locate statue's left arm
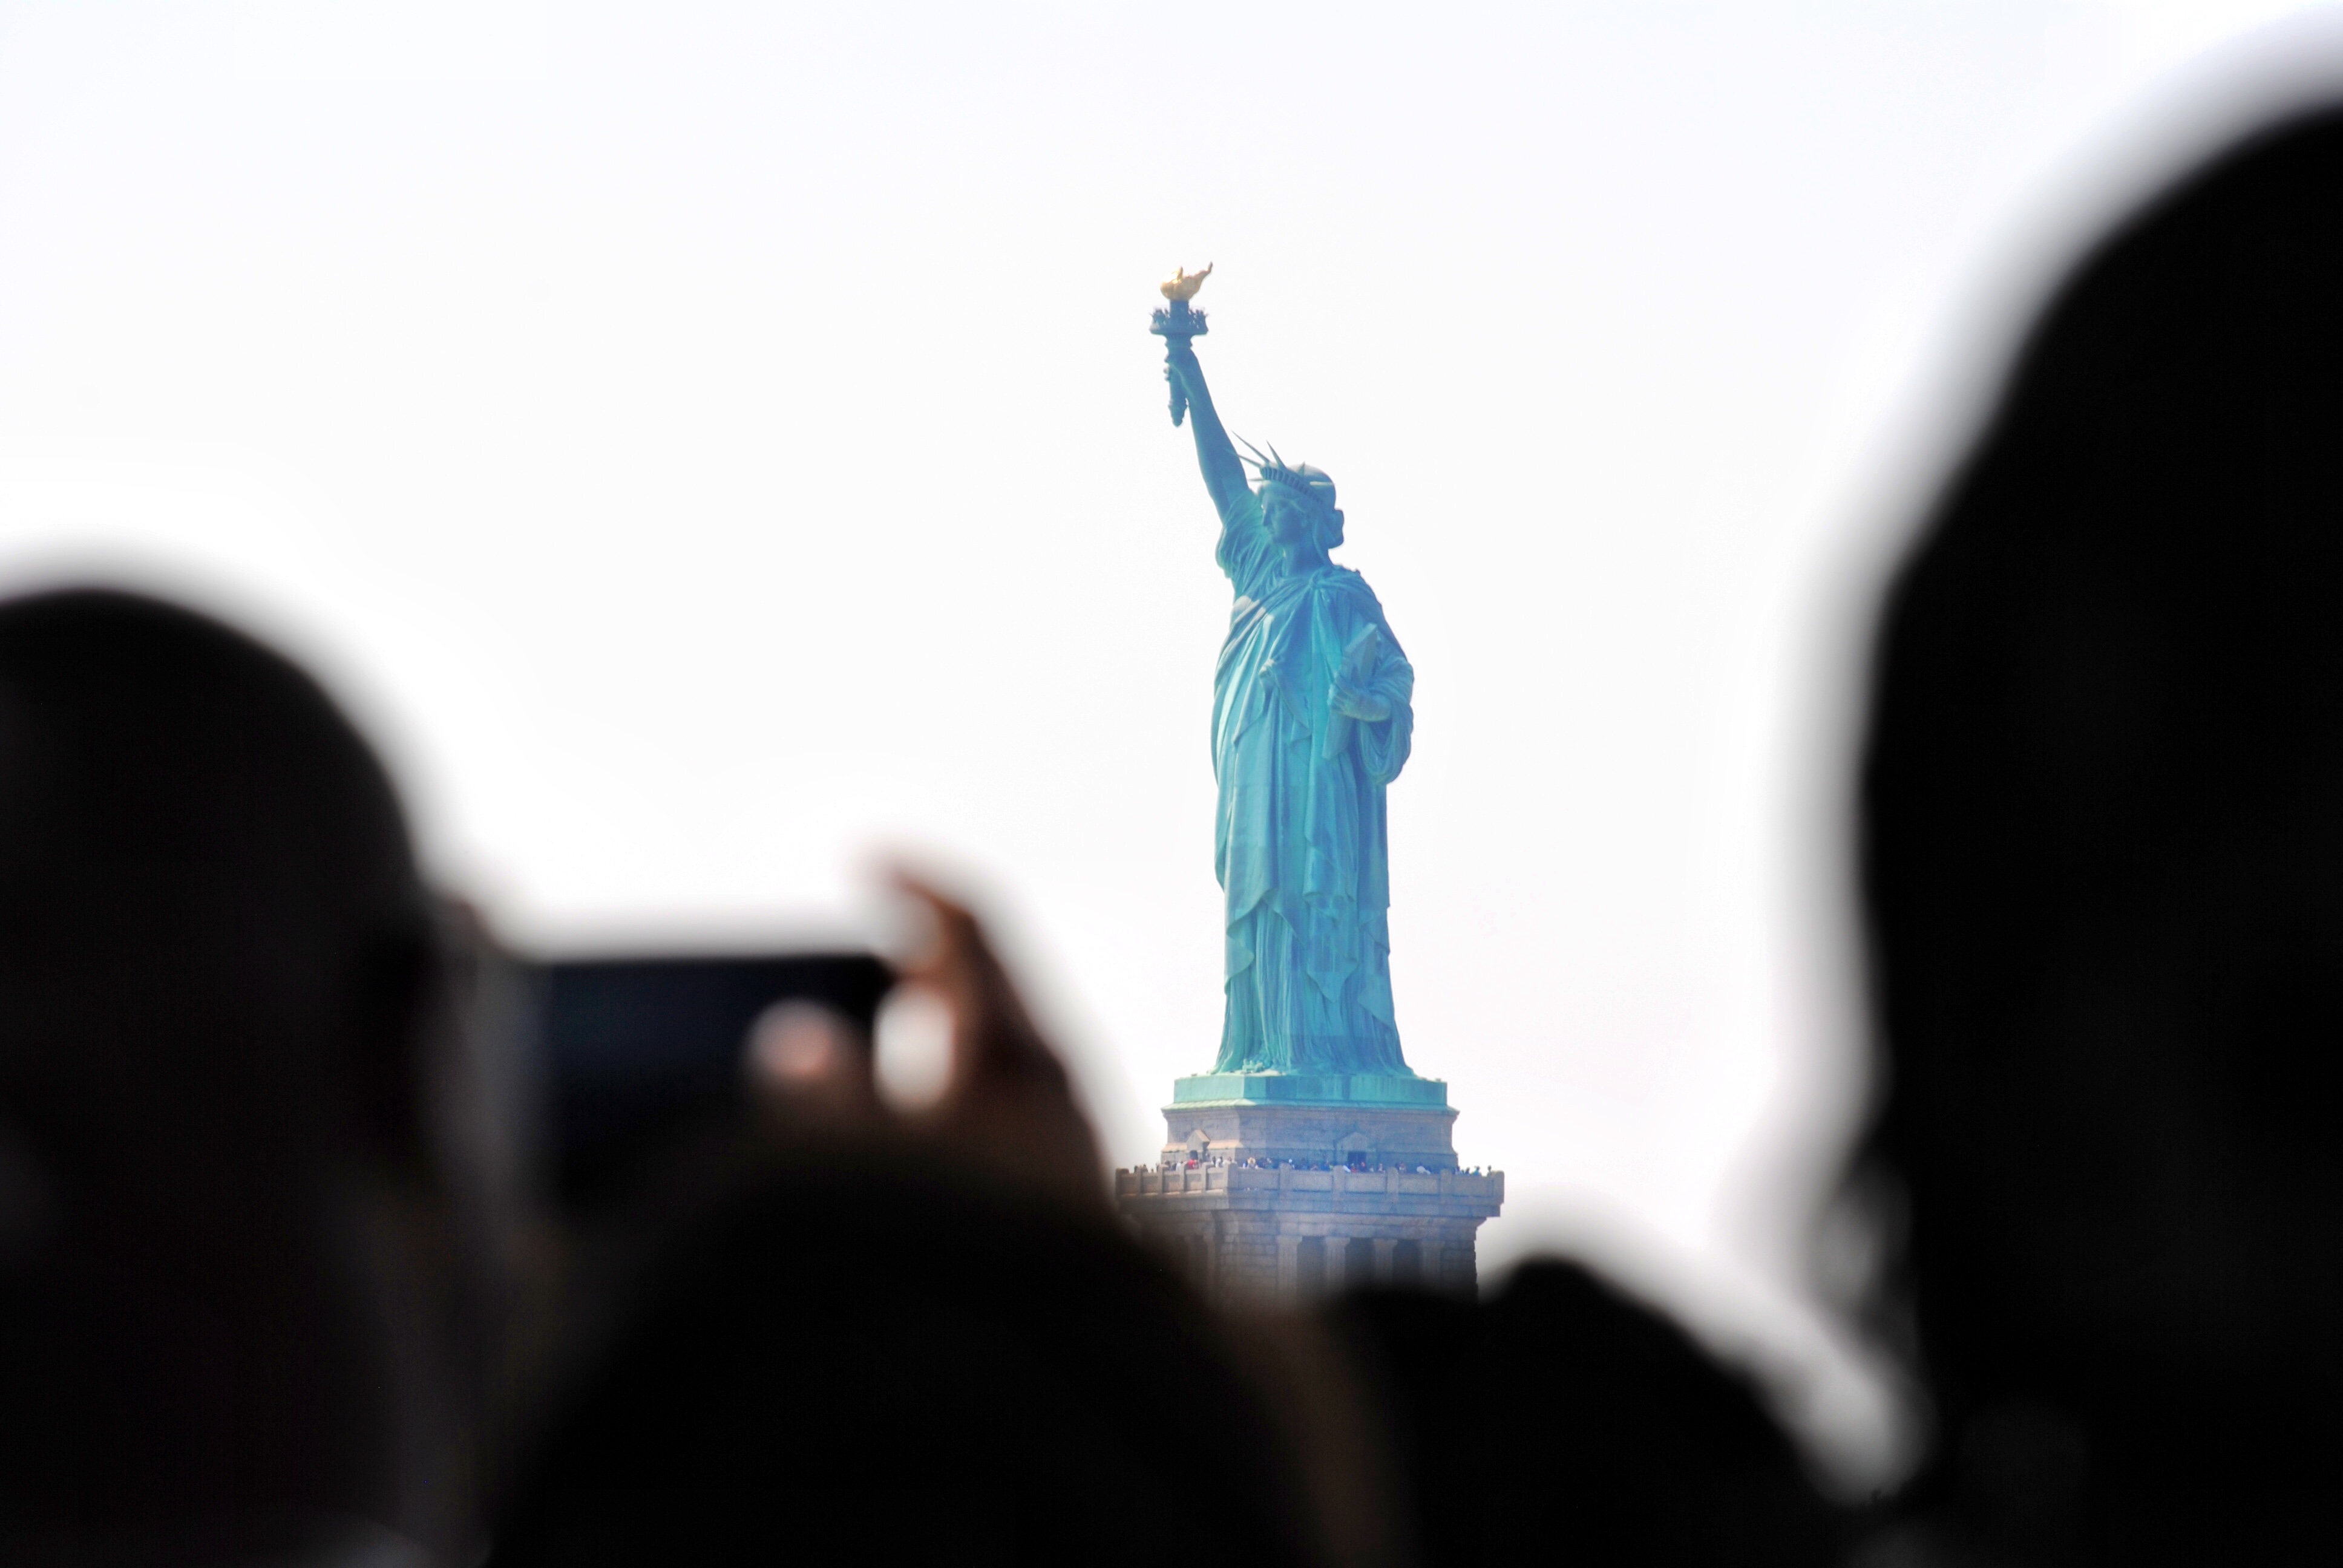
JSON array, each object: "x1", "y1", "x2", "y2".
[{"x1": 1333, "y1": 620, "x2": 1414, "y2": 786}]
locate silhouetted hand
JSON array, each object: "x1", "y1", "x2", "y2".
[{"x1": 886, "y1": 871, "x2": 1107, "y2": 1215}]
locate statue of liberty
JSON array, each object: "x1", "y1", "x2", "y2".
[{"x1": 1155, "y1": 272, "x2": 1418, "y2": 1080}]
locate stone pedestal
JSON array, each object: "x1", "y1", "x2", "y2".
[{"x1": 1115, "y1": 1074, "x2": 1503, "y2": 1307}]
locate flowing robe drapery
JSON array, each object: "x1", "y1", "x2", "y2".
[{"x1": 1212, "y1": 489, "x2": 1415, "y2": 1075}]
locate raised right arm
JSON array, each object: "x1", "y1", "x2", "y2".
[{"x1": 1165, "y1": 342, "x2": 1254, "y2": 528}]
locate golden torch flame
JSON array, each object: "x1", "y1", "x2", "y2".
[{"x1": 1159, "y1": 264, "x2": 1213, "y2": 303}]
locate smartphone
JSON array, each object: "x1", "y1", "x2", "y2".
[{"x1": 518, "y1": 950, "x2": 895, "y2": 1208}]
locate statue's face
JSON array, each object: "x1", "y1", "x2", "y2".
[{"x1": 1261, "y1": 485, "x2": 1312, "y2": 547}]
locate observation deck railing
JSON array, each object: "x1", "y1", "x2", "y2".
[{"x1": 1114, "y1": 1165, "x2": 1503, "y2": 1201}]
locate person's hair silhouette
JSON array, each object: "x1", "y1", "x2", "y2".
[
  {"x1": 0, "y1": 589, "x2": 501, "y2": 1564},
  {"x1": 1854, "y1": 105, "x2": 2343, "y2": 1564}
]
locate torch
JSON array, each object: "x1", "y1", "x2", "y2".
[{"x1": 1150, "y1": 264, "x2": 1212, "y2": 426}]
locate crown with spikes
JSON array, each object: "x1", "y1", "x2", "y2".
[{"x1": 1236, "y1": 436, "x2": 1335, "y2": 512}]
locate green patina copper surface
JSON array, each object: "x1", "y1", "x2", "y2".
[{"x1": 1155, "y1": 285, "x2": 1418, "y2": 1080}]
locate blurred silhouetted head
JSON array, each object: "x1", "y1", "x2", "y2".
[
  {"x1": 490, "y1": 1138, "x2": 1314, "y2": 1567},
  {"x1": 0, "y1": 588, "x2": 490, "y2": 1558},
  {"x1": 1334, "y1": 1261, "x2": 1842, "y2": 1567},
  {"x1": 1858, "y1": 106, "x2": 2343, "y2": 1555}
]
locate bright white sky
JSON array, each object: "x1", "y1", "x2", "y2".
[{"x1": 4, "y1": 0, "x2": 2339, "y2": 1483}]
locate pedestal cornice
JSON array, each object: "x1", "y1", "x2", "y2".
[{"x1": 1170, "y1": 1072, "x2": 1448, "y2": 1109}]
